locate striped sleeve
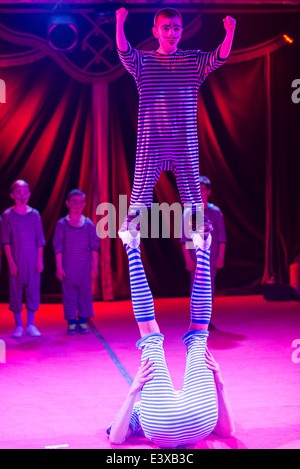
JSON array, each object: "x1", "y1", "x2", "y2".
[
  {"x1": 106, "y1": 402, "x2": 144, "y2": 438},
  {"x1": 117, "y1": 41, "x2": 143, "y2": 85},
  {"x1": 34, "y1": 210, "x2": 46, "y2": 247},
  {"x1": 87, "y1": 218, "x2": 100, "y2": 251},
  {"x1": 52, "y1": 219, "x2": 64, "y2": 254},
  {"x1": 1, "y1": 210, "x2": 11, "y2": 245},
  {"x1": 196, "y1": 45, "x2": 227, "y2": 84},
  {"x1": 129, "y1": 402, "x2": 144, "y2": 435}
]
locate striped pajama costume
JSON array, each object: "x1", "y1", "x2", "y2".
[
  {"x1": 118, "y1": 42, "x2": 227, "y2": 215},
  {"x1": 122, "y1": 242, "x2": 218, "y2": 448},
  {"x1": 1, "y1": 208, "x2": 46, "y2": 312},
  {"x1": 52, "y1": 217, "x2": 100, "y2": 320}
]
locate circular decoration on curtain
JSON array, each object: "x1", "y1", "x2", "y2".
[{"x1": 48, "y1": 21, "x2": 78, "y2": 52}]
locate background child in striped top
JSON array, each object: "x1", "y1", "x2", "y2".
[
  {"x1": 1, "y1": 180, "x2": 45, "y2": 338},
  {"x1": 52, "y1": 189, "x2": 100, "y2": 335}
]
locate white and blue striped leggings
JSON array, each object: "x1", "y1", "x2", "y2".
[{"x1": 125, "y1": 244, "x2": 218, "y2": 447}]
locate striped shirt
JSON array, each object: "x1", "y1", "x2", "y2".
[
  {"x1": 1, "y1": 207, "x2": 45, "y2": 263},
  {"x1": 118, "y1": 43, "x2": 227, "y2": 147},
  {"x1": 52, "y1": 217, "x2": 100, "y2": 276}
]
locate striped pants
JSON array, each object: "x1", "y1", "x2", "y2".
[
  {"x1": 137, "y1": 332, "x2": 218, "y2": 448},
  {"x1": 127, "y1": 245, "x2": 218, "y2": 447},
  {"x1": 130, "y1": 158, "x2": 202, "y2": 212}
]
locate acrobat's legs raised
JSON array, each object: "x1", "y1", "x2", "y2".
[
  {"x1": 189, "y1": 231, "x2": 212, "y2": 331},
  {"x1": 119, "y1": 230, "x2": 160, "y2": 337}
]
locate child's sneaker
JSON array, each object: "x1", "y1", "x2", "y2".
[
  {"x1": 78, "y1": 320, "x2": 90, "y2": 334},
  {"x1": 118, "y1": 229, "x2": 141, "y2": 249},
  {"x1": 67, "y1": 322, "x2": 77, "y2": 335},
  {"x1": 26, "y1": 325, "x2": 41, "y2": 337},
  {"x1": 12, "y1": 326, "x2": 23, "y2": 338}
]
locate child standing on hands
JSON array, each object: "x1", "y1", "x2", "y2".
[
  {"x1": 52, "y1": 190, "x2": 100, "y2": 335},
  {"x1": 1, "y1": 180, "x2": 45, "y2": 338},
  {"x1": 116, "y1": 8, "x2": 236, "y2": 233}
]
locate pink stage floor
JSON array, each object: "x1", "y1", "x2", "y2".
[{"x1": 0, "y1": 295, "x2": 299, "y2": 450}]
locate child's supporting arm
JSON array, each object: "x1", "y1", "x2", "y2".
[
  {"x1": 109, "y1": 358, "x2": 154, "y2": 444},
  {"x1": 116, "y1": 7, "x2": 129, "y2": 52},
  {"x1": 219, "y1": 15, "x2": 236, "y2": 59},
  {"x1": 205, "y1": 349, "x2": 235, "y2": 438}
]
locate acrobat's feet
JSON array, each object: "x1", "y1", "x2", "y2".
[
  {"x1": 190, "y1": 210, "x2": 213, "y2": 235},
  {"x1": 118, "y1": 229, "x2": 141, "y2": 249},
  {"x1": 119, "y1": 211, "x2": 141, "y2": 232},
  {"x1": 189, "y1": 211, "x2": 213, "y2": 251},
  {"x1": 192, "y1": 232, "x2": 212, "y2": 251}
]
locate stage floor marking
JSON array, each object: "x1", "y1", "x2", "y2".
[{"x1": 88, "y1": 319, "x2": 133, "y2": 386}]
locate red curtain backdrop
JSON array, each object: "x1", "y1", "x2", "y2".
[{"x1": 1, "y1": 7, "x2": 300, "y2": 301}]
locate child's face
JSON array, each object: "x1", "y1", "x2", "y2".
[
  {"x1": 200, "y1": 184, "x2": 211, "y2": 204},
  {"x1": 153, "y1": 15, "x2": 183, "y2": 52},
  {"x1": 66, "y1": 195, "x2": 86, "y2": 216},
  {"x1": 10, "y1": 183, "x2": 31, "y2": 206}
]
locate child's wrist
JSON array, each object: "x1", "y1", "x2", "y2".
[{"x1": 214, "y1": 372, "x2": 224, "y2": 387}]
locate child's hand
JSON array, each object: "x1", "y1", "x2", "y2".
[
  {"x1": 35, "y1": 260, "x2": 44, "y2": 273},
  {"x1": 116, "y1": 7, "x2": 128, "y2": 24},
  {"x1": 91, "y1": 265, "x2": 99, "y2": 279},
  {"x1": 56, "y1": 267, "x2": 66, "y2": 281},
  {"x1": 185, "y1": 257, "x2": 196, "y2": 272},
  {"x1": 129, "y1": 358, "x2": 155, "y2": 395},
  {"x1": 9, "y1": 260, "x2": 18, "y2": 276},
  {"x1": 214, "y1": 256, "x2": 225, "y2": 269},
  {"x1": 205, "y1": 349, "x2": 224, "y2": 385},
  {"x1": 223, "y1": 16, "x2": 236, "y2": 34}
]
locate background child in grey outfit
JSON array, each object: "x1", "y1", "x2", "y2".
[
  {"x1": 1, "y1": 180, "x2": 45, "y2": 338},
  {"x1": 52, "y1": 189, "x2": 100, "y2": 335}
]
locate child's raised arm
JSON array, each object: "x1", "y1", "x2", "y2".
[
  {"x1": 116, "y1": 8, "x2": 129, "y2": 52},
  {"x1": 219, "y1": 15, "x2": 236, "y2": 59}
]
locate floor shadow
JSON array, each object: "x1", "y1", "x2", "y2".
[{"x1": 208, "y1": 327, "x2": 247, "y2": 350}]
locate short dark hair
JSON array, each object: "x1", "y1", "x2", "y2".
[
  {"x1": 154, "y1": 8, "x2": 183, "y2": 27},
  {"x1": 199, "y1": 176, "x2": 211, "y2": 189},
  {"x1": 10, "y1": 180, "x2": 30, "y2": 193},
  {"x1": 66, "y1": 189, "x2": 86, "y2": 201}
]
